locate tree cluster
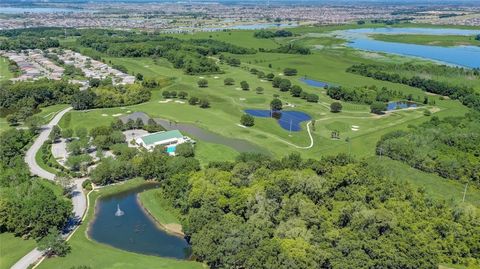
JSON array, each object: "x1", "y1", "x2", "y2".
[
  {"x1": 347, "y1": 63, "x2": 480, "y2": 111},
  {"x1": 253, "y1": 30, "x2": 293, "y2": 39},
  {"x1": 71, "y1": 84, "x2": 151, "y2": 110},
  {"x1": 377, "y1": 112, "x2": 480, "y2": 187}
]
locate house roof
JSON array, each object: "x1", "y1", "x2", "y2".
[{"x1": 141, "y1": 130, "x2": 183, "y2": 146}]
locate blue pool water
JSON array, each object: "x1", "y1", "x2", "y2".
[
  {"x1": 245, "y1": 110, "x2": 311, "y2": 131},
  {"x1": 300, "y1": 77, "x2": 329, "y2": 88},
  {"x1": 166, "y1": 145, "x2": 176, "y2": 153},
  {"x1": 386, "y1": 101, "x2": 417, "y2": 111},
  {"x1": 339, "y1": 28, "x2": 480, "y2": 68}
]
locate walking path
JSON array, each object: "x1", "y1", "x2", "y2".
[{"x1": 12, "y1": 107, "x2": 88, "y2": 269}]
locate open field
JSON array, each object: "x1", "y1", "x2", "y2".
[
  {"x1": 0, "y1": 233, "x2": 36, "y2": 269},
  {"x1": 370, "y1": 34, "x2": 480, "y2": 47},
  {"x1": 38, "y1": 178, "x2": 204, "y2": 269}
]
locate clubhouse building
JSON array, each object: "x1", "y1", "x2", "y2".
[{"x1": 135, "y1": 130, "x2": 193, "y2": 155}]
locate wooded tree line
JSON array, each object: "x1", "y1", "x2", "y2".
[
  {"x1": 0, "y1": 37, "x2": 60, "y2": 50},
  {"x1": 153, "y1": 152, "x2": 479, "y2": 269},
  {"x1": 77, "y1": 30, "x2": 255, "y2": 74},
  {"x1": 0, "y1": 27, "x2": 81, "y2": 38},
  {"x1": 0, "y1": 79, "x2": 79, "y2": 119},
  {"x1": 254, "y1": 30, "x2": 293, "y2": 38},
  {"x1": 260, "y1": 43, "x2": 311, "y2": 55},
  {"x1": 347, "y1": 63, "x2": 480, "y2": 111},
  {"x1": 377, "y1": 112, "x2": 480, "y2": 187},
  {"x1": 0, "y1": 129, "x2": 72, "y2": 242}
]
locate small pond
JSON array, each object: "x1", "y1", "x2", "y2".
[
  {"x1": 89, "y1": 184, "x2": 191, "y2": 259},
  {"x1": 244, "y1": 109, "x2": 311, "y2": 131},
  {"x1": 386, "y1": 101, "x2": 417, "y2": 111},
  {"x1": 299, "y1": 77, "x2": 329, "y2": 88}
]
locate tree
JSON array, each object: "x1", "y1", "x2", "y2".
[
  {"x1": 135, "y1": 73, "x2": 143, "y2": 81},
  {"x1": 170, "y1": 91, "x2": 177, "y2": 98},
  {"x1": 330, "y1": 102, "x2": 343, "y2": 113},
  {"x1": 178, "y1": 91, "x2": 188, "y2": 99},
  {"x1": 75, "y1": 127, "x2": 88, "y2": 139},
  {"x1": 162, "y1": 91, "x2": 171, "y2": 98},
  {"x1": 71, "y1": 90, "x2": 95, "y2": 110},
  {"x1": 49, "y1": 125, "x2": 62, "y2": 142},
  {"x1": 25, "y1": 115, "x2": 42, "y2": 134},
  {"x1": 6, "y1": 114, "x2": 18, "y2": 126},
  {"x1": 290, "y1": 85, "x2": 303, "y2": 97},
  {"x1": 279, "y1": 79, "x2": 291, "y2": 92},
  {"x1": 270, "y1": 99, "x2": 283, "y2": 111},
  {"x1": 175, "y1": 143, "x2": 195, "y2": 157},
  {"x1": 272, "y1": 77, "x2": 282, "y2": 88},
  {"x1": 37, "y1": 228, "x2": 71, "y2": 257},
  {"x1": 306, "y1": 94, "x2": 319, "y2": 103},
  {"x1": 61, "y1": 128, "x2": 73, "y2": 139},
  {"x1": 189, "y1": 96, "x2": 199, "y2": 105},
  {"x1": 240, "y1": 114, "x2": 255, "y2": 127},
  {"x1": 199, "y1": 99, "x2": 210, "y2": 108},
  {"x1": 240, "y1": 81, "x2": 250, "y2": 91},
  {"x1": 224, "y1": 78, "x2": 235, "y2": 85},
  {"x1": 197, "y1": 79, "x2": 208, "y2": 88},
  {"x1": 283, "y1": 68, "x2": 298, "y2": 76},
  {"x1": 371, "y1": 102, "x2": 386, "y2": 114},
  {"x1": 256, "y1": 87, "x2": 264, "y2": 94},
  {"x1": 266, "y1": 73, "x2": 275, "y2": 81}
]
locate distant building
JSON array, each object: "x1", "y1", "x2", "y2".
[{"x1": 135, "y1": 130, "x2": 192, "y2": 155}]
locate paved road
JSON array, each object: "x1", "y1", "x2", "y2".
[{"x1": 12, "y1": 107, "x2": 88, "y2": 269}]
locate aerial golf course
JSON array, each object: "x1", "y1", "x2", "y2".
[{"x1": 1, "y1": 22, "x2": 480, "y2": 269}]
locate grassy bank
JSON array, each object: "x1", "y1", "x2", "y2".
[
  {"x1": 38, "y1": 178, "x2": 204, "y2": 269},
  {"x1": 371, "y1": 34, "x2": 480, "y2": 47},
  {"x1": 138, "y1": 189, "x2": 184, "y2": 236},
  {"x1": 0, "y1": 233, "x2": 36, "y2": 269}
]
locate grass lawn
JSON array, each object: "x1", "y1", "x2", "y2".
[
  {"x1": 0, "y1": 233, "x2": 36, "y2": 269},
  {"x1": 371, "y1": 34, "x2": 480, "y2": 47},
  {"x1": 369, "y1": 157, "x2": 480, "y2": 207},
  {"x1": 38, "y1": 178, "x2": 204, "y2": 269},
  {"x1": 138, "y1": 189, "x2": 181, "y2": 225},
  {"x1": 0, "y1": 56, "x2": 13, "y2": 82},
  {"x1": 194, "y1": 141, "x2": 239, "y2": 166}
]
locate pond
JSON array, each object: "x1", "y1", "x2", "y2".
[
  {"x1": 386, "y1": 101, "x2": 417, "y2": 111},
  {"x1": 299, "y1": 77, "x2": 329, "y2": 88},
  {"x1": 244, "y1": 110, "x2": 311, "y2": 131},
  {"x1": 155, "y1": 118, "x2": 267, "y2": 154},
  {"x1": 338, "y1": 28, "x2": 480, "y2": 68},
  {"x1": 89, "y1": 184, "x2": 191, "y2": 259}
]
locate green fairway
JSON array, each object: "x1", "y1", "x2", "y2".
[
  {"x1": 0, "y1": 56, "x2": 13, "y2": 81},
  {"x1": 38, "y1": 178, "x2": 204, "y2": 269},
  {"x1": 371, "y1": 33, "x2": 480, "y2": 47},
  {"x1": 0, "y1": 233, "x2": 36, "y2": 269}
]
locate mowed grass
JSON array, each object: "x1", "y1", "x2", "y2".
[
  {"x1": 138, "y1": 189, "x2": 181, "y2": 226},
  {"x1": 0, "y1": 233, "x2": 36, "y2": 269},
  {"x1": 371, "y1": 34, "x2": 480, "y2": 47},
  {"x1": 0, "y1": 56, "x2": 13, "y2": 81},
  {"x1": 38, "y1": 178, "x2": 204, "y2": 269}
]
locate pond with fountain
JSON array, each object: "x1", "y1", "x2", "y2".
[{"x1": 88, "y1": 183, "x2": 191, "y2": 259}]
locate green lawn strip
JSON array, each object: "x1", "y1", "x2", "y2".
[
  {"x1": 367, "y1": 157, "x2": 480, "y2": 207},
  {"x1": 38, "y1": 178, "x2": 204, "y2": 269},
  {"x1": 138, "y1": 189, "x2": 181, "y2": 226},
  {"x1": 370, "y1": 34, "x2": 480, "y2": 47},
  {"x1": 194, "y1": 141, "x2": 239, "y2": 166},
  {"x1": 0, "y1": 56, "x2": 14, "y2": 81},
  {"x1": 36, "y1": 104, "x2": 70, "y2": 125},
  {"x1": 35, "y1": 142, "x2": 59, "y2": 175},
  {"x1": 0, "y1": 233, "x2": 36, "y2": 269}
]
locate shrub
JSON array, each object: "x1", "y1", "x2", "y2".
[
  {"x1": 283, "y1": 67, "x2": 298, "y2": 76},
  {"x1": 224, "y1": 78, "x2": 235, "y2": 85},
  {"x1": 330, "y1": 102, "x2": 343, "y2": 113},
  {"x1": 199, "y1": 99, "x2": 210, "y2": 108},
  {"x1": 306, "y1": 94, "x2": 319, "y2": 103},
  {"x1": 197, "y1": 79, "x2": 208, "y2": 88},
  {"x1": 240, "y1": 81, "x2": 250, "y2": 91},
  {"x1": 240, "y1": 114, "x2": 255, "y2": 127}
]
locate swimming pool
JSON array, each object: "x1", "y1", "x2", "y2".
[{"x1": 166, "y1": 145, "x2": 176, "y2": 154}]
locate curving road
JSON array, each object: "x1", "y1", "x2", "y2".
[{"x1": 12, "y1": 107, "x2": 88, "y2": 269}]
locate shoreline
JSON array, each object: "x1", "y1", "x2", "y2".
[{"x1": 136, "y1": 194, "x2": 186, "y2": 238}]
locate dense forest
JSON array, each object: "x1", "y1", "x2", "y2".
[
  {"x1": 0, "y1": 79, "x2": 79, "y2": 119},
  {"x1": 133, "y1": 152, "x2": 479, "y2": 269},
  {"x1": 0, "y1": 128, "x2": 72, "y2": 243},
  {"x1": 377, "y1": 112, "x2": 480, "y2": 187},
  {"x1": 77, "y1": 30, "x2": 256, "y2": 74},
  {"x1": 347, "y1": 63, "x2": 480, "y2": 111}
]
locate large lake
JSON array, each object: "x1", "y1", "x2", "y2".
[
  {"x1": 339, "y1": 28, "x2": 480, "y2": 68},
  {"x1": 89, "y1": 184, "x2": 191, "y2": 259}
]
